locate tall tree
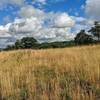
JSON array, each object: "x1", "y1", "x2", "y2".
[
  {"x1": 89, "y1": 21, "x2": 100, "y2": 41},
  {"x1": 75, "y1": 30, "x2": 93, "y2": 45}
]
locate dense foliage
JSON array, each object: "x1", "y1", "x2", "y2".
[
  {"x1": 89, "y1": 21, "x2": 100, "y2": 40},
  {"x1": 74, "y1": 30, "x2": 94, "y2": 45}
]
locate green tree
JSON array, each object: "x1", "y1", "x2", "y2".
[
  {"x1": 89, "y1": 21, "x2": 100, "y2": 41},
  {"x1": 15, "y1": 40, "x2": 22, "y2": 49},
  {"x1": 4, "y1": 45, "x2": 15, "y2": 50},
  {"x1": 75, "y1": 30, "x2": 93, "y2": 45},
  {"x1": 14, "y1": 37, "x2": 38, "y2": 49}
]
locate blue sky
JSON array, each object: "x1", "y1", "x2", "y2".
[
  {"x1": 0, "y1": 0, "x2": 86, "y2": 24},
  {"x1": 0, "y1": 0, "x2": 99, "y2": 48},
  {"x1": 44, "y1": 0, "x2": 85, "y2": 15}
]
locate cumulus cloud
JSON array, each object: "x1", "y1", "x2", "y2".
[
  {"x1": 0, "y1": 4, "x2": 75, "y2": 48},
  {"x1": 8, "y1": 13, "x2": 75, "y2": 42},
  {"x1": 9, "y1": 17, "x2": 43, "y2": 34},
  {"x1": 85, "y1": 0, "x2": 100, "y2": 20},
  {"x1": 54, "y1": 13, "x2": 75, "y2": 28},
  {"x1": 18, "y1": 5, "x2": 45, "y2": 18}
]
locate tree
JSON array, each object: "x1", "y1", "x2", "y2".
[
  {"x1": 15, "y1": 40, "x2": 22, "y2": 49},
  {"x1": 74, "y1": 30, "x2": 93, "y2": 45},
  {"x1": 88, "y1": 21, "x2": 100, "y2": 41},
  {"x1": 4, "y1": 45, "x2": 15, "y2": 50},
  {"x1": 15, "y1": 37, "x2": 38, "y2": 49}
]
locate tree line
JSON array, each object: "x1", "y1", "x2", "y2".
[{"x1": 3, "y1": 21, "x2": 100, "y2": 51}]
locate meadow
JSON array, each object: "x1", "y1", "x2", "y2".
[{"x1": 0, "y1": 45, "x2": 100, "y2": 100}]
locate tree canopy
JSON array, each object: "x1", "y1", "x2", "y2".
[
  {"x1": 74, "y1": 30, "x2": 93, "y2": 45},
  {"x1": 88, "y1": 21, "x2": 100, "y2": 40}
]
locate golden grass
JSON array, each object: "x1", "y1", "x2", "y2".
[{"x1": 0, "y1": 45, "x2": 100, "y2": 100}]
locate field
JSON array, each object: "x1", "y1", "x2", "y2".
[{"x1": 0, "y1": 45, "x2": 100, "y2": 100}]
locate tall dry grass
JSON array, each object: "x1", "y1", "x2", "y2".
[{"x1": 0, "y1": 45, "x2": 100, "y2": 100}]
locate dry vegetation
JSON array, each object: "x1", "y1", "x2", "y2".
[{"x1": 0, "y1": 45, "x2": 100, "y2": 100}]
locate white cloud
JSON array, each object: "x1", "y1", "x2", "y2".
[
  {"x1": 54, "y1": 13, "x2": 75, "y2": 28},
  {"x1": 74, "y1": 17, "x2": 93, "y2": 25},
  {"x1": 18, "y1": 5, "x2": 45, "y2": 18},
  {"x1": 9, "y1": 17, "x2": 43, "y2": 34},
  {"x1": 33, "y1": 0, "x2": 46, "y2": 4},
  {"x1": 85, "y1": 0, "x2": 100, "y2": 20},
  {"x1": 32, "y1": 0, "x2": 65, "y2": 5},
  {"x1": 72, "y1": 16, "x2": 94, "y2": 34},
  {"x1": 8, "y1": 15, "x2": 74, "y2": 42}
]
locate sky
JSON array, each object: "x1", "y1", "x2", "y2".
[{"x1": 0, "y1": 0, "x2": 100, "y2": 48}]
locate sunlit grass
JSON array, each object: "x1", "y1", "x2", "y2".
[{"x1": 0, "y1": 45, "x2": 100, "y2": 100}]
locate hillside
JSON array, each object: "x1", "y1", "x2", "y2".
[{"x1": 0, "y1": 45, "x2": 100, "y2": 100}]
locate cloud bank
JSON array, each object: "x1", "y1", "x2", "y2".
[{"x1": 0, "y1": 5, "x2": 75, "y2": 48}]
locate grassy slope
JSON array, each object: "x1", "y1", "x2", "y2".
[{"x1": 0, "y1": 45, "x2": 100, "y2": 100}]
